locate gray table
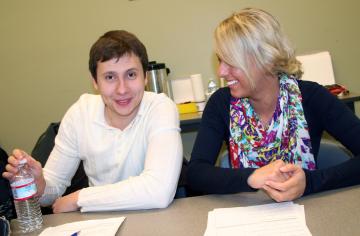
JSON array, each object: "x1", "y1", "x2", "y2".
[{"x1": 11, "y1": 185, "x2": 360, "y2": 235}]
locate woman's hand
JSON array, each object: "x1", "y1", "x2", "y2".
[
  {"x1": 262, "y1": 164, "x2": 306, "y2": 202},
  {"x1": 247, "y1": 159, "x2": 290, "y2": 189},
  {"x1": 2, "y1": 149, "x2": 46, "y2": 197},
  {"x1": 52, "y1": 190, "x2": 80, "y2": 213}
]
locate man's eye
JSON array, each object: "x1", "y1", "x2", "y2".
[
  {"x1": 105, "y1": 75, "x2": 115, "y2": 80},
  {"x1": 128, "y1": 71, "x2": 137, "y2": 80}
]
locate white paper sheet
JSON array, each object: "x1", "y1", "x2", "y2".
[
  {"x1": 39, "y1": 216, "x2": 125, "y2": 236},
  {"x1": 204, "y1": 202, "x2": 311, "y2": 236},
  {"x1": 296, "y1": 51, "x2": 335, "y2": 86}
]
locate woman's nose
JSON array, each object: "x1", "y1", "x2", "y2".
[{"x1": 218, "y1": 61, "x2": 229, "y2": 77}]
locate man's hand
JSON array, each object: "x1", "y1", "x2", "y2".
[
  {"x1": 247, "y1": 159, "x2": 290, "y2": 189},
  {"x1": 262, "y1": 164, "x2": 306, "y2": 202},
  {"x1": 52, "y1": 190, "x2": 81, "y2": 213},
  {"x1": 2, "y1": 149, "x2": 46, "y2": 196}
]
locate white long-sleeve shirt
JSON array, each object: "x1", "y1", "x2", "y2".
[{"x1": 40, "y1": 92, "x2": 183, "y2": 212}]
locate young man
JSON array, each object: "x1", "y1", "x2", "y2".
[{"x1": 3, "y1": 30, "x2": 183, "y2": 213}]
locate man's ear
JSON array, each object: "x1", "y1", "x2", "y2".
[
  {"x1": 144, "y1": 73, "x2": 148, "y2": 87},
  {"x1": 92, "y1": 77, "x2": 98, "y2": 90}
]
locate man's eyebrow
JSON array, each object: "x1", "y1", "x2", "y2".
[
  {"x1": 125, "y1": 67, "x2": 139, "y2": 73},
  {"x1": 101, "y1": 71, "x2": 117, "y2": 76}
]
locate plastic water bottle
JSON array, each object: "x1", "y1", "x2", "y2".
[
  {"x1": 208, "y1": 79, "x2": 218, "y2": 94},
  {"x1": 206, "y1": 78, "x2": 219, "y2": 100},
  {"x1": 10, "y1": 159, "x2": 43, "y2": 233}
]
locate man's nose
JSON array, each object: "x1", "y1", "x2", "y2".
[{"x1": 116, "y1": 79, "x2": 127, "y2": 94}]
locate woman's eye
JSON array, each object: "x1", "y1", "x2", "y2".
[
  {"x1": 216, "y1": 55, "x2": 221, "y2": 63},
  {"x1": 128, "y1": 71, "x2": 137, "y2": 80}
]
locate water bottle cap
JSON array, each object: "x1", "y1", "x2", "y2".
[{"x1": 18, "y1": 159, "x2": 27, "y2": 165}]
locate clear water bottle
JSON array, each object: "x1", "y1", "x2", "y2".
[
  {"x1": 10, "y1": 159, "x2": 43, "y2": 233},
  {"x1": 206, "y1": 78, "x2": 219, "y2": 100}
]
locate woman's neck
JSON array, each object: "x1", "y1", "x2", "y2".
[{"x1": 249, "y1": 75, "x2": 279, "y2": 127}]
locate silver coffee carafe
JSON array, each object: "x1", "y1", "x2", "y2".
[{"x1": 146, "y1": 61, "x2": 172, "y2": 98}]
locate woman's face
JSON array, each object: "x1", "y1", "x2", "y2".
[{"x1": 218, "y1": 60, "x2": 255, "y2": 98}]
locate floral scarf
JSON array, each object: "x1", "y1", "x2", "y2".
[{"x1": 229, "y1": 74, "x2": 315, "y2": 170}]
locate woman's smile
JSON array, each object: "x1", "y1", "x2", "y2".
[{"x1": 227, "y1": 80, "x2": 239, "y2": 87}]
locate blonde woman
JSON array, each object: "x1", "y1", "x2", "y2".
[{"x1": 188, "y1": 8, "x2": 360, "y2": 202}]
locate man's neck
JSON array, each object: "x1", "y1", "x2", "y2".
[{"x1": 104, "y1": 108, "x2": 137, "y2": 131}]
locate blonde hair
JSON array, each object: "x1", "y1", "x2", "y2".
[{"x1": 215, "y1": 8, "x2": 302, "y2": 87}]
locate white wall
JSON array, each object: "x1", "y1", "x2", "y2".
[{"x1": 1, "y1": 0, "x2": 359, "y2": 154}]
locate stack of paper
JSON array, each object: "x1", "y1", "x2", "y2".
[
  {"x1": 39, "y1": 216, "x2": 125, "y2": 236},
  {"x1": 204, "y1": 202, "x2": 311, "y2": 236},
  {"x1": 171, "y1": 77, "x2": 195, "y2": 104}
]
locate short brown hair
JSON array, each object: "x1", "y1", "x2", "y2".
[{"x1": 89, "y1": 30, "x2": 148, "y2": 81}]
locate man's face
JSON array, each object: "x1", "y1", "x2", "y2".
[{"x1": 93, "y1": 53, "x2": 147, "y2": 129}]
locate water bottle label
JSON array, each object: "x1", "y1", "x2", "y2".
[{"x1": 11, "y1": 179, "x2": 37, "y2": 201}]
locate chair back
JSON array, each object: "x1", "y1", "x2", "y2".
[
  {"x1": 317, "y1": 140, "x2": 352, "y2": 169},
  {"x1": 31, "y1": 122, "x2": 88, "y2": 196},
  {"x1": 296, "y1": 51, "x2": 335, "y2": 86}
]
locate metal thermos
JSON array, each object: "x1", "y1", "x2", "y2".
[{"x1": 146, "y1": 61, "x2": 172, "y2": 98}]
